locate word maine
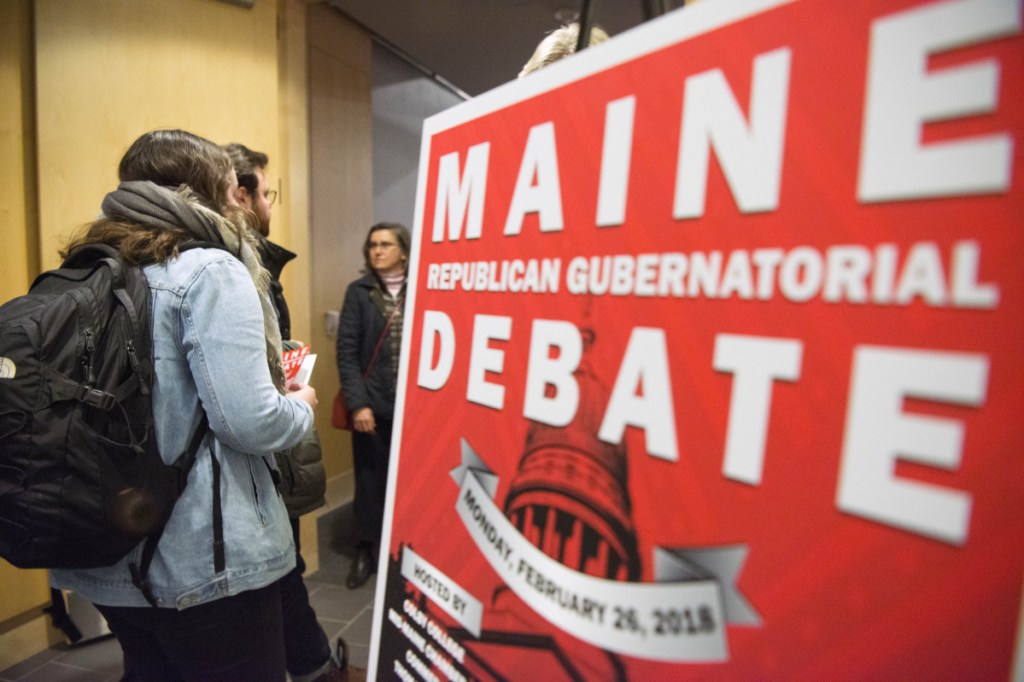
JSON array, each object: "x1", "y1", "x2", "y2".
[{"x1": 429, "y1": 0, "x2": 1014, "y2": 242}]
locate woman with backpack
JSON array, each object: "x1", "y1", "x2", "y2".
[{"x1": 48, "y1": 129, "x2": 323, "y2": 681}]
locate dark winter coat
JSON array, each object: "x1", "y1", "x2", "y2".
[
  {"x1": 258, "y1": 238, "x2": 296, "y2": 341},
  {"x1": 336, "y1": 273, "x2": 405, "y2": 421}
]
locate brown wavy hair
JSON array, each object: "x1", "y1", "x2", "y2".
[{"x1": 62, "y1": 129, "x2": 246, "y2": 265}]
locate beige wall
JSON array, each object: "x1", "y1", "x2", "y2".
[
  {"x1": 0, "y1": 0, "x2": 55, "y2": 658},
  {"x1": 34, "y1": 0, "x2": 281, "y2": 269},
  {"x1": 307, "y1": 3, "x2": 373, "y2": 479},
  {"x1": 0, "y1": 0, "x2": 37, "y2": 302},
  {"x1": 0, "y1": 0, "x2": 370, "y2": 669}
]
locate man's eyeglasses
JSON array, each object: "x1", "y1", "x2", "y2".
[{"x1": 264, "y1": 189, "x2": 278, "y2": 207}]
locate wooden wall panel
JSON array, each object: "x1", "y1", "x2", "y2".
[
  {"x1": 0, "y1": 1, "x2": 53, "y2": 647},
  {"x1": 307, "y1": 4, "x2": 373, "y2": 480},
  {"x1": 34, "y1": 0, "x2": 280, "y2": 269},
  {"x1": 0, "y1": 0, "x2": 37, "y2": 302}
]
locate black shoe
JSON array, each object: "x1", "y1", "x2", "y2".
[
  {"x1": 346, "y1": 547, "x2": 374, "y2": 589},
  {"x1": 331, "y1": 636, "x2": 350, "y2": 681},
  {"x1": 333, "y1": 636, "x2": 349, "y2": 671},
  {"x1": 312, "y1": 637, "x2": 349, "y2": 682}
]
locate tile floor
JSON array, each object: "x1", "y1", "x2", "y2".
[{"x1": 0, "y1": 503, "x2": 376, "y2": 682}]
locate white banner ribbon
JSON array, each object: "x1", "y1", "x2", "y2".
[
  {"x1": 401, "y1": 545, "x2": 484, "y2": 637},
  {"x1": 451, "y1": 439, "x2": 759, "y2": 662}
]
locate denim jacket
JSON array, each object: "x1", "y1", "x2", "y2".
[{"x1": 51, "y1": 248, "x2": 313, "y2": 609}]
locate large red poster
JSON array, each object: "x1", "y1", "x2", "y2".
[{"x1": 368, "y1": 0, "x2": 1024, "y2": 678}]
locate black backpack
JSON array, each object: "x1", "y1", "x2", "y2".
[{"x1": 0, "y1": 244, "x2": 216, "y2": 602}]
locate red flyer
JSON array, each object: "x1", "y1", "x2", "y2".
[
  {"x1": 281, "y1": 344, "x2": 310, "y2": 383},
  {"x1": 370, "y1": 0, "x2": 1024, "y2": 678}
]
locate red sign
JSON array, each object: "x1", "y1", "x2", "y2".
[{"x1": 370, "y1": 0, "x2": 1024, "y2": 678}]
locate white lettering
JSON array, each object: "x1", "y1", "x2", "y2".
[
  {"x1": 951, "y1": 240, "x2": 999, "y2": 308},
  {"x1": 433, "y1": 143, "x2": 490, "y2": 242},
  {"x1": 837, "y1": 346, "x2": 989, "y2": 544},
  {"x1": 858, "y1": 0, "x2": 1019, "y2": 201},
  {"x1": 714, "y1": 335, "x2": 803, "y2": 485},
  {"x1": 523, "y1": 320, "x2": 582, "y2": 427},
  {"x1": 599, "y1": 328, "x2": 678, "y2": 461},
  {"x1": 675, "y1": 48, "x2": 791, "y2": 218},
  {"x1": 596, "y1": 96, "x2": 637, "y2": 227},
  {"x1": 467, "y1": 315, "x2": 511, "y2": 409},
  {"x1": 504, "y1": 122, "x2": 564, "y2": 235},
  {"x1": 417, "y1": 311, "x2": 456, "y2": 390}
]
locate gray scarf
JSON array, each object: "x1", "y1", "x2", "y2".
[{"x1": 102, "y1": 181, "x2": 286, "y2": 392}]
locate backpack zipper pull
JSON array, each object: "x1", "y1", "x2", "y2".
[
  {"x1": 83, "y1": 327, "x2": 97, "y2": 386},
  {"x1": 125, "y1": 339, "x2": 140, "y2": 372},
  {"x1": 125, "y1": 339, "x2": 149, "y2": 396}
]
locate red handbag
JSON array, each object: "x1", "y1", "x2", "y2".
[
  {"x1": 331, "y1": 389, "x2": 351, "y2": 430},
  {"x1": 332, "y1": 301, "x2": 403, "y2": 431}
]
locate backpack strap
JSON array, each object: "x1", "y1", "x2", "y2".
[
  {"x1": 210, "y1": 451, "x2": 225, "y2": 574},
  {"x1": 130, "y1": 411, "x2": 215, "y2": 607},
  {"x1": 110, "y1": 275, "x2": 148, "y2": 398},
  {"x1": 126, "y1": 242, "x2": 259, "y2": 605}
]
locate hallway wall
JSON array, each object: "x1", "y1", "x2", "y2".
[
  {"x1": 371, "y1": 43, "x2": 464, "y2": 232},
  {"x1": 306, "y1": 3, "x2": 373, "y2": 481}
]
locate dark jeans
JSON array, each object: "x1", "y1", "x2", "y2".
[
  {"x1": 96, "y1": 581, "x2": 286, "y2": 682},
  {"x1": 351, "y1": 419, "x2": 393, "y2": 547},
  {"x1": 282, "y1": 517, "x2": 332, "y2": 678}
]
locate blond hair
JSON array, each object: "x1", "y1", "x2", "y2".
[{"x1": 519, "y1": 23, "x2": 610, "y2": 78}]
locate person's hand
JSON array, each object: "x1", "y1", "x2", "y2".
[
  {"x1": 353, "y1": 406, "x2": 375, "y2": 433},
  {"x1": 287, "y1": 382, "x2": 318, "y2": 410}
]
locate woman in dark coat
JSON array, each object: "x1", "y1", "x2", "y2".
[{"x1": 335, "y1": 222, "x2": 409, "y2": 589}]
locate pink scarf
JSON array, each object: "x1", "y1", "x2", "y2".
[{"x1": 378, "y1": 268, "x2": 406, "y2": 298}]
